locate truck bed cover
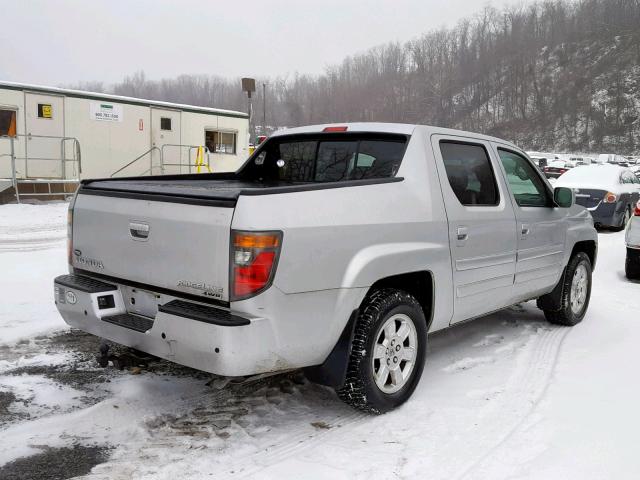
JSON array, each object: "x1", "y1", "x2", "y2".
[{"x1": 80, "y1": 175, "x2": 403, "y2": 205}]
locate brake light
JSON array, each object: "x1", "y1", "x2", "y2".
[
  {"x1": 230, "y1": 230, "x2": 282, "y2": 301},
  {"x1": 323, "y1": 126, "x2": 348, "y2": 132},
  {"x1": 559, "y1": 169, "x2": 567, "y2": 173},
  {"x1": 604, "y1": 192, "x2": 617, "y2": 203},
  {"x1": 634, "y1": 201, "x2": 640, "y2": 216}
]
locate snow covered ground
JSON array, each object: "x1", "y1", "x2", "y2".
[{"x1": 0, "y1": 202, "x2": 639, "y2": 479}]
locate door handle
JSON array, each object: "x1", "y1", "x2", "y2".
[
  {"x1": 521, "y1": 224, "x2": 530, "y2": 236},
  {"x1": 456, "y1": 226, "x2": 468, "y2": 243},
  {"x1": 129, "y1": 222, "x2": 150, "y2": 240}
]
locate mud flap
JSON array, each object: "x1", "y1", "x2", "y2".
[
  {"x1": 303, "y1": 309, "x2": 358, "y2": 388},
  {"x1": 536, "y1": 266, "x2": 567, "y2": 312}
]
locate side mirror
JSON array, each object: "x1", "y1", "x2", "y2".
[{"x1": 554, "y1": 186, "x2": 574, "y2": 208}]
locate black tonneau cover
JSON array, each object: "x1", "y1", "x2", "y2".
[{"x1": 80, "y1": 173, "x2": 403, "y2": 206}]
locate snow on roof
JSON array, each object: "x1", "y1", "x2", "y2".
[
  {"x1": 555, "y1": 164, "x2": 626, "y2": 191},
  {"x1": 0, "y1": 80, "x2": 248, "y2": 119}
]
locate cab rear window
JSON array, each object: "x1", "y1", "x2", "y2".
[{"x1": 240, "y1": 134, "x2": 408, "y2": 183}]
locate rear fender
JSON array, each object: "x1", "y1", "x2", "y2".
[{"x1": 341, "y1": 242, "x2": 442, "y2": 289}]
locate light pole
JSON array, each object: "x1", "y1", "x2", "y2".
[
  {"x1": 263, "y1": 82, "x2": 266, "y2": 134},
  {"x1": 241, "y1": 77, "x2": 256, "y2": 138}
]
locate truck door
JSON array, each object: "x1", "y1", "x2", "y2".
[
  {"x1": 431, "y1": 135, "x2": 518, "y2": 324},
  {"x1": 24, "y1": 92, "x2": 65, "y2": 178},
  {"x1": 151, "y1": 108, "x2": 181, "y2": 174},
  {"x1": 493, "y1": 145, "x2": 568, "y2": 300}
]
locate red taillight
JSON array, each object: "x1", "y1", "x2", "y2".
[
  {"x1": 604, "y1": 192, "x2": 617, "y2": 203},
  {"x1": 323, "y1": 126, "x2": 348, "y2": 132},
  {"x1": 634, "y1": 201, "x2": 640, "y2": 216},
  {"x1": 230, "y1": 231, "x2": 282, "y2": 301},
  {"x1": 559, "y1": 169, "x2": 567, "y2": 173}
]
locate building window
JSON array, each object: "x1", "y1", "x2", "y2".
[
  {"x1": 37, "y1": 103, "x2": 53, "y2": 119},
  {"x1": 160, "y1": 117, "x2": 172, "y2": 131},
  {"x1": 205, "y1": 130, "x2": 237, "y2": 155},
  {"x1": 0, "y1": 109, "x2": 17, "y2": 136}
]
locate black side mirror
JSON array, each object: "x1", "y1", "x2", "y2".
[{"x1": 554, "y1": 187, "x2": 574, "y2": 208}]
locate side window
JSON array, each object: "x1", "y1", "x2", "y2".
[
  {"x1": 440, "y1": 141, "x2": 499, "y2": 206},
  {"x1": 498, "y1": 149, "x2": 550, "y2": 207}
]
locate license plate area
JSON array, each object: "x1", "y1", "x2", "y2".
[{"x1": 122, "y1": 286, "x2": 160, "y2": 318}]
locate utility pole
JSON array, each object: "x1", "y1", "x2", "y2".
[
  {"x1": 241, "y1": 77, "x2": 256, "y2": 139},
  {"x1": 263, "y1": 83, "x2": 266, "y2": 134}
]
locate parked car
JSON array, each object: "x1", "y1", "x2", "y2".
[
  {"x1": 569, "y1": 156, "x2": 594, "y2": 166},
  {"x1": 54, "y1": 123, "x2": 597, "y2": 413},
  {"x1": 555, "y1": 164, "x2": 640, "y2": 230},
  {"x1": 626, "y1": 201, "x2": 640, "y2": 280},
  {"x1": 598, "y1": 153, "x2": 627, "y2": 165},
  {"x1": 543, "y1": 160, "x2": 573, "y2": 179}
]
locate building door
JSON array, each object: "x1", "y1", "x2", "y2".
[
  {"x1": 431, "y1": 135, "x2": 518, "y2": 324},
  {"x1": 151, "y1": 108, "x2": 181, "y2": 174},
  {"x1": 25, "y1": 92, "x2": 65, "y2": 178}
]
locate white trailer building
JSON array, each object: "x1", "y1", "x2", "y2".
[{"x1": 0, "y1": 81, "x2": 249, "y2": 202}]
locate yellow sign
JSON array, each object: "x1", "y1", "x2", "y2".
[{"x1": 39, "y1": 104, "x2": 52, "y2": 119}]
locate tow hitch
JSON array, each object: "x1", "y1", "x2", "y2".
[{"x1": 97, "y1": 341, "x2": 154, "y2": 370}]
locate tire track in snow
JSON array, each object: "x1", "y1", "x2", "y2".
[
  {"x1": 85, "y1": 321, "x2": 572, "y2": 480},
  {"x1": 449, "y1": 324, "x2": 571, "y2": 480},
  {"x1": 0, "y1": 223, "x2": 65, "y2": 252}
]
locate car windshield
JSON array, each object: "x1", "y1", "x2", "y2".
[{"x1": 238, "y1": 133, "x2": 408, "y2": 183}]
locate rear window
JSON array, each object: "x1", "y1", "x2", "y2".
[{"x1": 239, "y1": 134, "x2": 407, "y2": 183}]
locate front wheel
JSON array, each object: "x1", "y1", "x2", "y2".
[
  {"x1": 544, "y1": 252, "x2": 592, "y2": 326},
  {"x1": 337, "y1": 289, "x2": 427, "y2": 414}
]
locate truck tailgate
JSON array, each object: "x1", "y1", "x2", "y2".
[{"x1": 72, "y1": 192, "x2": 232, "y2": 302}]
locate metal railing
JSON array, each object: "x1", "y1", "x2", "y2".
[
  {"x1": 109, "y1": 144, "x2": 212, "y2": 178},
  {"x1": 0, "y1": 134, "x2": 82, "y2": 203},
  {"x1": 110, "y1": 146, "x2": 161, "y2": 178},
  {"x1": 160, "y1": 144, "x2": 211, "y2": 174}
]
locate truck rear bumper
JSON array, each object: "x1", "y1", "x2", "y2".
[{"x1": 53, "y1": 274, "x2": 279, "y2": 377}]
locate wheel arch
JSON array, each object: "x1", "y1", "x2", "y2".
[
  {"x1": 304, "y1": 270, "x2": 434, "y2": 388},
  {"x1": 571, "y1": 239, "x2": 597, "y2": 271},
  {"x1": 366, "y1": 270, "x2": 434, "y2": 330}
]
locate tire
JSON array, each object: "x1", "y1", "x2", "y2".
[
  {"x1": 337, "y1": 288, "x2": 427, "y2": 414},
  {"x1": 626, "y1": 248, "x2": 640, "y2": 280},
  {"x1": 613, "y1": 207, "x2": 631, "y2": 232},
  {"x1": 544, "y1": 252, "x2": 592, "y2": 326}
]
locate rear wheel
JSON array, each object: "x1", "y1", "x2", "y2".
[
  {"x1": 337, "y1": 289, "x2": 427, "y2": 414},
  {"x1": 626, "y1": 248, "x2": 640, "y2": 280},
  {"x1": 543, "y1": 252, "x2": 592, "y2": 326}
]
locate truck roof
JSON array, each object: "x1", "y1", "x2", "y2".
[{"x1": 272, "y1": 122, "x2": 518, "y2": 148}]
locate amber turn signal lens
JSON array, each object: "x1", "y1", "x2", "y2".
[{"x1": 233, "y1": 233, "x2": 280, "y2": 249}]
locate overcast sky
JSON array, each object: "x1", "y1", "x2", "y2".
[{"x1": 1, "y1": 0, "x2": 530, "y2": 86}]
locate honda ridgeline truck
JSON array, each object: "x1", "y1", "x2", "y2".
[{"x1": 54, "y1": 123, "x2": 597, "y2": 413}]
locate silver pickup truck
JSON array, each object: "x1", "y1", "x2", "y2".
[{"x1": 54, "y1": 123, "x2": 597, "y2": 413}]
